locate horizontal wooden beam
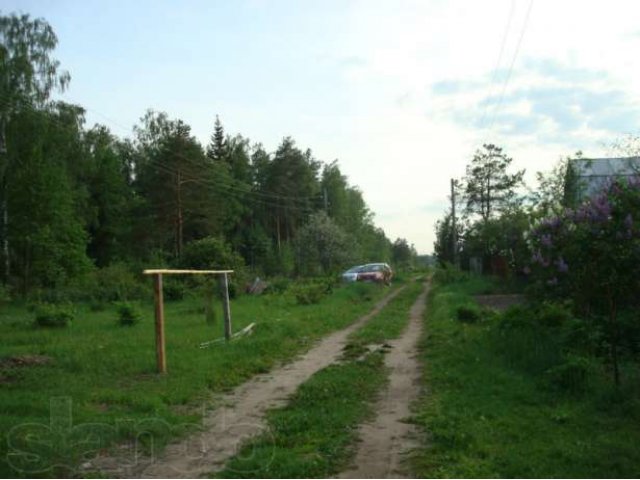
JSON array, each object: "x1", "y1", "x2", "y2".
[{"x1": 143, "y1": 269, "x2": 234, "y2": 275}]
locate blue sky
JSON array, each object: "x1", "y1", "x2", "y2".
[{"x1": 3, "y1": 0, "x2": 640, "y2": 253}]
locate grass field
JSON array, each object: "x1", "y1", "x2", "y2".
[
  {"x1": 217, "y1": 278, "x2": 424, "y2": 478},
  {"x1": 412, "y1": 275, "x2": 640, "y2": 478},
  {"x1": 0, "y1": 281, "x2": 394, "y2": 478}
]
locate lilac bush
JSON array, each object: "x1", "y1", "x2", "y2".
[{"x1": 527, "y1": 177, "x2": 640, "y2": 385}]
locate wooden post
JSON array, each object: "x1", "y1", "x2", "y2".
[
  {"x1": 221, "y1": 272, "x2": 232, "y2": 341},
  {"x1": 154, "y1": 273, "x2": 167, "y2": 374}
]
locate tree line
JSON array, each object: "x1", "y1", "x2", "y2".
[{"x1": 0, "y1": 13, "x2": 415, "y2": 297}]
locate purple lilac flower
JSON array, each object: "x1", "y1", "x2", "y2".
[
  {"x1": 541, "y1": 234, "x2": 553, "y2": 247},
  {"x1": 555, "y1": 257, "x2": 568, "y2": 273},
  {"x1": 624, "y1": 213, "x2": 633, "y2": 229}
]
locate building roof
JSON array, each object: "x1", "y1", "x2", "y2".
[{"x1": 569, "y1": 157, "x2": 640, "y2": 199}]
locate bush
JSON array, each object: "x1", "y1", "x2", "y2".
[
  {"x1": 64, "y1": 263, "x2": 148, "y2": 303},
  {"x1": 545, "y1": 355, "x2": 594, "y2": 394},
  {"x1": 163, "y1": 279, "x2": 186, "y2": 301},
  {"x1": 456, "y1": 304, "x2": 482, "y2": 323},
  {"x1": 0, "y1": 284, "x2": 11, "y2": 305},
  {"x1": 34, "y1": 304, "x2": 74, "y2": 328},
  {"x1": 291, "y1": 282, "x2": 328, "y2": 305},
  {"x1": 433, "y1": 265, "x2": 469, "y2": 285},
  {"x1": 117, "y1": 303, "x2": 142, "y2": 326},
  {"x1": 265, "y1": 277, "x2": 291, "y2": 295}
]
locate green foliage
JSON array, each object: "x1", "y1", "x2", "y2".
[
  {"x1": 0, "y1": 284, "x2": 11, "y2": 305},
  {"x1": 264, "y1": 277, "x2": 291, "y2": 295},
  {"x1": 33, "y1": 304, "x2": 74, "y2": 328},
  {"x1": 162, "y1": 278, "x2": 186, "y2": 302},
  {"x1": 462, "y1": 143, "x2": 525, "y2": 222},
  {"x1": 295, "y1": 211, "x2": 353, "y2": 276},
  {"x1": 455, "y1": 304, "x2": 482, "y2": 323},
  {"x1": 290, "y1": 281, "x2": 329, "y2": 305},
  {"x1": 116, "y1": 303, "x2": 142, "y2": 326},
  {"x1": 544, "y1": 355, "x2": 594, "y2": 394},
  {"x1": 432, "y1": 264, "x2": 469, "y2": 284},
  {"x1": 412, "y1": 276, "x2": 640, "y2": 478},
  {"x1": 528, "y1": 178, "x2": 640, "y2": 384},
  {"x1": 67, "y1": 263, "x2": 148, "y2": 302},
  {"x1": 391, "y1": 237, "x2": 417, "y2": 270}
]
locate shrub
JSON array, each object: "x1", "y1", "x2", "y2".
[
  {"x1": 163, "y1": 279, "x2": 185, "y2": 301},
  {"x1": 34, "y1": 304, "x2": 74, "y2": 328},
  {"x1": 265, "y1": 277, "x2": 291, "y2": 295},
  {"x1": 544, "y1": 355, "x2": 594, "y2": 394},
  {"x1": 433, "y1": 265, "x2": 469, "y2": 285},
  {"x1": 0, "y1": 284, "x2": 11, "y2": 305},
  {"x1": 537, "y1": 301, "x2": 574, "y2": 327},
  {"x1": 117, "y1": 303, "x2": 142, "y2": 326},
  {"x1": 291, "y1": 282, "x2": 328, "y2": 305},
  {"x1": 456, "y1": 304, "x2": 482, "y2": 323}
]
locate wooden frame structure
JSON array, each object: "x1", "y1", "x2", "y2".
[{"x1": 143, "y1": 269, "x2": 234, "y2": 374}]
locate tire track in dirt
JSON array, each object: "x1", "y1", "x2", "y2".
[
  {"x1": 338, "y1": 281, "x2": 429, "y2": 479},
  {"x1": 88, "y1": 286, "x2": 406, "y2": 479}
]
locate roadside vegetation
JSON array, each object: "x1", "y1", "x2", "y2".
[
  {"x1": 0, "y1": 281, "x2": 394, "y2": 478},
  {"x1": 412, "y1": 272, "x2": 640, "y2": 478},
  {"x1": 216, "y1": 278, "x2": 425, "y2": 478}
]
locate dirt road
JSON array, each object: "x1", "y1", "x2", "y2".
[
  {"x1": 338, "y1": 281, "x2": 429, "y2": 479},
  {"x1": 88, "y1": 286, "x2": 406, "y2": 478}
]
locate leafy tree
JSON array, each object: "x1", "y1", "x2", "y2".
[
  {"x1": 83, "y1": 125, "x2": 134, "y2": 266},
  {"x1": 391, "y1": 238, "x2": 416, "y2": 270},
  {"x1": 6, "y1": 106, "x2": 91, "y2": 292},
  {"x1": 462, "y1": 144, "x2": 525, "y2": 222},
  {"x1": 0, "y1": 13, "x2": 71, "y2": 282},
  {"x1": 295, "y1": 212, "x2": 352, "y2": 276}
]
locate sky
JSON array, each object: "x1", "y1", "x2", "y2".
[{"x1": 3, "y1": 0, "x2": 640, "y2": 253}]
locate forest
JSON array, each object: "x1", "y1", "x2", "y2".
[{"x1": 0, "y1": 13, "x2": 415, "y2": 302}]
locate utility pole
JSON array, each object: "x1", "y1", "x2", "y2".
[{"x1": 450, "y1": 178, "x2": 459, "y2": 268}]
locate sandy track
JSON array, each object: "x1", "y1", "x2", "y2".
[
  {"x1": 88, "y1": 286, "x2": 405, "y2": 479},
  {"x1": 338, "y1": 281, "x2": 429, "y2": 479}
]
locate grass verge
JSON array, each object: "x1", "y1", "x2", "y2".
[
  {"x1": 0, "y1": 281, "x2": 393, "y2": 478},
  {"x1": 216, "y1": 278, "x2": 425, "y2": 478},
  {"x1": 216, "y1": 352, "x2": 387, "y2": 478},
  {"x1": 411, "y1": 275, "x2": 640, "y2": 478}
]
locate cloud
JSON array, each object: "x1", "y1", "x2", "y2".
[{"x1": 433, "y1": 57, "x2": 640, "y2": 143}]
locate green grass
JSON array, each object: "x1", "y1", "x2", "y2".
[
  {"x1": 217, "y1": 278, "x2": 425, "y2": 478},
  {"x1": 411, "y1": 275, "x2": 640, "y2": 478},
  {"x1": 343, "y1": 280, "x2": 425, "y2": 359},
  {"x1": 216, "y1": 352, "x2": 388, "y2": 478},
  {"x1": 0, "y1": 281, "x2": 393, "y2": 478}
]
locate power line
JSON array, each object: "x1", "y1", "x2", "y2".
[
  {"x1": 487, "y1": 0, "x2": 534, "y2": 134},
  {"x1": 478, "y1": 0, "x2": 516, "y2": 132}
]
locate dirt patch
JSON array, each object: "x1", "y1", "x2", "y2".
[
  {"x1": 474, "y1": 294, "x2": 525, "y2": 312},
  {"x1": 0, "y1": 354, "x2": 53, "y2": 368},
  {"x1": 338, "y1": 282, "x2": 430, "y2": 479},
  {"x1": 86, "y1": 286, "x2": 406, "y2": 478}
]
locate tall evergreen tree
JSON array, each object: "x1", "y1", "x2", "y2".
[{"x1": 462, "y1": 144, "x2": 525, "y2": 222}]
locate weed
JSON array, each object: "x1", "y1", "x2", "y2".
[
  {"x1": 33, "y1": 304, "x2": 74, "y2": 328},
  {"x1": 116, "y1": 303, "x2": 143, "y2": 327}
]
